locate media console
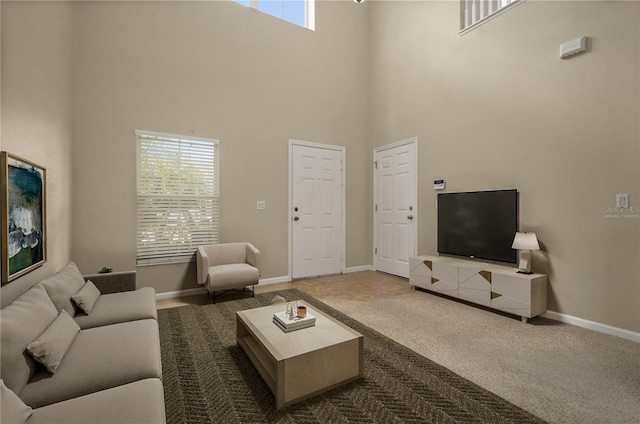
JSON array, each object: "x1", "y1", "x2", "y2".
[{"x1": 409, "y1": 255, "x2": 547, "y2": 323}]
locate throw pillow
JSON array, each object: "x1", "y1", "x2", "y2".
[
  {"x1": 40, "y1": 262, "x2": 86, "y2": 316},
  {"x1": 0, "y1": 380, "x2": 32, "y2": 424},
  {"x1": 0, "y1": 284, "x2": 58, "y2": 392},
  {"x1": 27, "y1": 310, "x2": 80, "y2": 374},
  {"x1": 71, "y1": 280, "x2": 101, "y2": 315}
]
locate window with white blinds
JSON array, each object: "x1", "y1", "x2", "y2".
[
  {"x1": 136, "y1": 130, "x2": 219, "y2": 266},
  {"x1": 461, "y1": 0, "x2": 523, "y2": 34}
]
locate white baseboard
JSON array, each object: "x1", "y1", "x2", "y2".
[
  {"x1": 249, "y1": 266, "x2": 375, "y2": 286},
  {"x1": 156, "y1": 276, "x2": 291, "y2": 300},
  {"x1": 543, "y1": 310, "x2": 640, "y2": 343},
  {"x1": 155, "y1": 268, "x2": 374, "y2": 300},
  {"x1": 344, "y1": 265, "x2": 374, "y2": 273},
  {"x1": 156, "y1": 287, "x2": 207, "y2": 301},
  {"x1": 258, "y1": 276, "x2": 291, "y2": 286}
]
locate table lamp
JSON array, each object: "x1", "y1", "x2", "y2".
[{"x1": 512, "y1": 232, "x2": 539, "y2": 274}]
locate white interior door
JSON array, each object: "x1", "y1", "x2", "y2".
[
  {"x1": 291, "y1": 142, "x2": 344, "y2": 279},
  {"x1": 374, "y1": 139, "x2": 417, "y2": 278}
]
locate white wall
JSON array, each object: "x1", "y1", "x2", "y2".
[{"x1": 370, "y1": 0, "x2": 640, "y2": 332}]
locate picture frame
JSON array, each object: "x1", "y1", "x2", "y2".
[{"x1": 1, "y1": 152, "x2": 47, "y2": 284}]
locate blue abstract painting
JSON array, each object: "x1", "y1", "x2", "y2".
[{"x1": 1, "y1": 152, "x2": 46, "y2": 283}]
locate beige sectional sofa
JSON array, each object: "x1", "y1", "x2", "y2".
[{"x1": 1, "y1": 262, "x2": 165, "y2": 424}]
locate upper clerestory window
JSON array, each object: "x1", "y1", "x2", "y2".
[
  {"x1": 234, "y1": 0, "x2": 316, "y2": 31},
  {"x1": 460, "y1": 0, "x2": 524, "y2": 35}
]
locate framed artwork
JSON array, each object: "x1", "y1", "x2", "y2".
[{"x1": 1, "y1": 152, "x2": 47, "y2": 284}]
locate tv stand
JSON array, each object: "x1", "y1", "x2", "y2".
[{"x1": 409, "y1": 255, "x2": 547, "y2": 323}]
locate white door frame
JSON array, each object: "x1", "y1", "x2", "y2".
[
  {"x1": 373, "y1": 137, "x2": 418, "y2": 274},
  {"x1": 288, "y1": 140, "x2": 346, "y2": 280}
]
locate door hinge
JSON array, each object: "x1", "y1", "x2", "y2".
[
  {"x1": 375, "y1": 204, "x2": 377, "y2": 212},
  {"x1": 374, "y1": 161, "x2": 377, "y2": 169},
  {"x1": 375, "y1": 247, "x2": 378, "y2": 255}
]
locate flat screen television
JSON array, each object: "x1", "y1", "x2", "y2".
[{"x1": 437, "y1": 189, "x2": 518, "y2": 264}]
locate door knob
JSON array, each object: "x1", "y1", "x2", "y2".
[
  {"x1": 294, "y1": 216, "x2": 299, "y2": 221},
  {"x1": 407, "y1": 215, "x2": 414, "y2": 220}
]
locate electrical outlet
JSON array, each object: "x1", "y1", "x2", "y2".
[{"x1": 257, "y1": 201, "x2": 266, "y2": 210}]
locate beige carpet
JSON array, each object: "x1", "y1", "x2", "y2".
[{"x1": 158, "y1": 271, "x2": 640, "y2": 424}]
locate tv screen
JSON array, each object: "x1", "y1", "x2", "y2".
[{"x1": 437, "y1": 189, "x2": 518, "y2": 264}]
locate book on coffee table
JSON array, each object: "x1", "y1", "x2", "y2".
[{"x1": 273, "y1": 311, "x2": 316, "y2": 332}]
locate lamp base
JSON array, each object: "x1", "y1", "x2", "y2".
[{"x1": 517, "y1": 250, "x2": 532, "y2": 274}]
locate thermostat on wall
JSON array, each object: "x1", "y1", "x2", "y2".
[{"x1": 434, "y1": 180, "x2": 445, "y2": 190}]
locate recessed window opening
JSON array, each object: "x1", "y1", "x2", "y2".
[
  {"x1": 460, "y1": 0, "x2": 524, "y2": 35},
  {"x1": 234, "y1": 0, "x2": 315, "y2": 31}
]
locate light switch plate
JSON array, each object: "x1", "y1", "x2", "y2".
[{"x1": 616, "y1": 194, "x2": 629, "y2": 209}]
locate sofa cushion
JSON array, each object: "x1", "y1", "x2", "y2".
[
  {"x1": 27, "y1": 378, "x2": 165, "y2": 424},
  {"x1": 40, "y1": 262, "x2": 86, "y2": 316},
  {"x1": 72, "y1": 287, "x2": 157, "y2": 329},
  {"x1": 71, "y1": 280, "x2": 101, "y2": 314},
  {"x1": 19, "y1": 319, "x2": 163, "y2": 408},
  {"x1": 27, "y1": 310, "x2": 80, "y2": 374},
  {"x1": 0, "y1": 284, "x2": 58, "y2": 392},
  {"x1": 1, "y1": 380, "x2": 32, "y2": 424}
]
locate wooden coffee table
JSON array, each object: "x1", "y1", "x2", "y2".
[{"x1": 236, "y1": 300, "x2": 363, "y2": 409}]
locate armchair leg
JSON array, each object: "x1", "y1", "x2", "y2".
[{"x1": 209, "y1": 286, "x2": 255, "y2": 304}]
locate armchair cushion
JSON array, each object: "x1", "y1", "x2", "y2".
[{"x1": 206, "y1": 263, "x2": 260, "y2": 292}]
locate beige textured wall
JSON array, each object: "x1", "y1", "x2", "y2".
[
  {"x1": 370, "y1": 1, "x2": 640, "y2": 332},
  {"x1": 71, "y1": 1, "x2": 372, "y2": 293},
  {"x1": 0, "y1": 1, "x2": 75, "y2": 306},
  {"x1": 2, "y1": 0, "x2": 637, "y2": 333}
]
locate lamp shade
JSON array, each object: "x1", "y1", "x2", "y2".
[{"x1": 512, "y1": 232, "x2": 540, "y2": 250}]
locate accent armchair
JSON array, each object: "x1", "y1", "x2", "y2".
[{"x1": 196, "y1": 242, "x2": 261, "y2": 303}]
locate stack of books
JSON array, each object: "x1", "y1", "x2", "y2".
[{"x1": 273, "y1": 310, "x2": 316, "y2": 333}]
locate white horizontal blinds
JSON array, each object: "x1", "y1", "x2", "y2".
[
  {"x1": 136, "y1": 131, "x2": 219, "y2": 266},
  {"x1": 462, "y1": 0, "x2": 522, "y2": 33}
]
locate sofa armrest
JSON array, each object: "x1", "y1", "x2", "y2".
[
  {"x1": 196, "y1": 247, "x2": 208, "y2": 285},
  {"x1": 245, "y1": 243, "x2": 261, "y2": 276},
  {"x1": 83, "y1": 271, "x2": 136, "y2": 294}
]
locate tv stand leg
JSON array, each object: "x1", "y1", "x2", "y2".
[{"x1": 521, "y1": 316, "x2": 528, "y2": 324}]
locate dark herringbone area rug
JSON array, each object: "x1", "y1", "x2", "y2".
[{"x1": 158, "y1": 289, "x2": 546, "y2": 424}]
